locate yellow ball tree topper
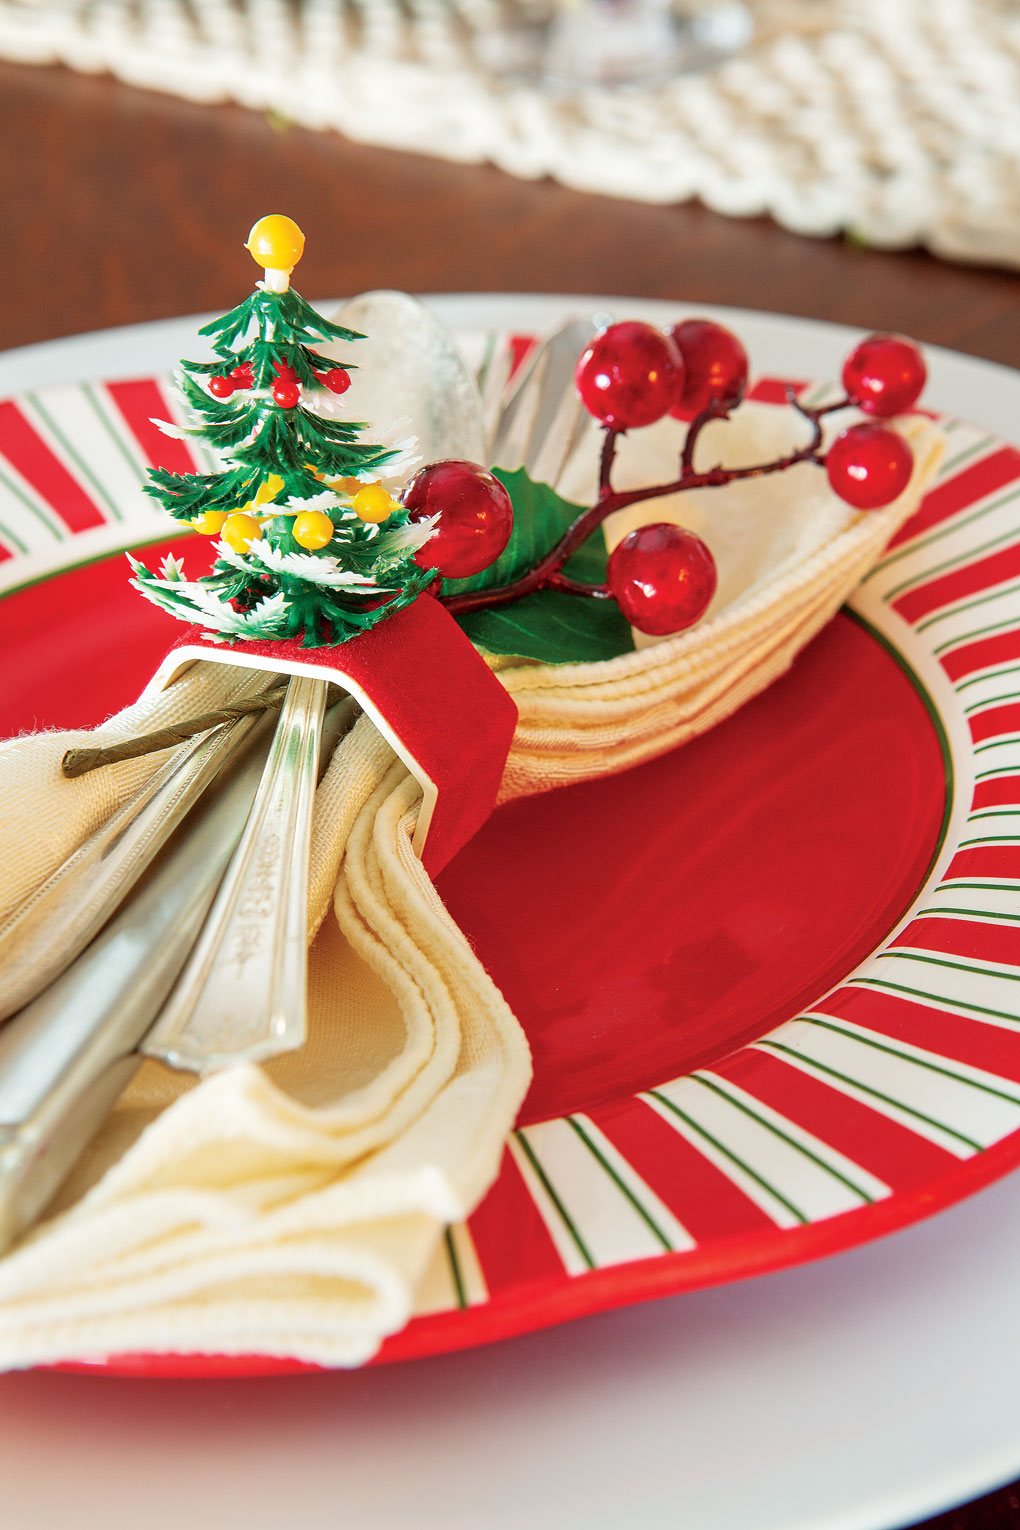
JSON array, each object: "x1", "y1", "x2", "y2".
[{"x1": 245, "y1": 215, "x2": 305, "y2": 292}]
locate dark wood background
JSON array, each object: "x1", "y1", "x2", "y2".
[
  {"x1": 7, "y1": 58, "x2": 1020, "y2": 368},
  {"x1": 4, "y1": 55, "x2": 1020, "y2": 1530}
]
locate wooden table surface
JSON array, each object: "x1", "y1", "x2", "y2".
[
  {"x1": 4, "y1": 53, "x2": 1020, "y2": 1530},
  {"x1": 6, "y1": 57, "x2": 1020, "y2": 370}
]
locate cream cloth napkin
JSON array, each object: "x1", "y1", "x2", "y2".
[{"x1": 0, "y1": 403, "x2": 944, "y2": 1370}]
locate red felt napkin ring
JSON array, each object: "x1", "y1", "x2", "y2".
[{"x1": 143, "y1": 593, "x2": 519, "y2": 878}]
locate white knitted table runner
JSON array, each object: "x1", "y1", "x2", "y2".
[{"x1": 3, "y1": 0, "x2": 1020, "y2": 265}]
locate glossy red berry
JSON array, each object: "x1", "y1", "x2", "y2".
[
  {"x1": 403, "y1": 460, "x2": 513, "y2": 579},
  {"x1": 607, "y1": 523, "x2": 717, "y2": 636},
  {"x1": 272, "y1": 380, "x2": 300, "y2": 409},
  {"x1": 320, "y1": 368, "x2": 351, "y2": 395},
  {"x1": 575, "y1": 322, "x2": 684, "y2": 430},
  {"x1": 208, "y1": 375, "x2": 234, "y2": 399},
  {"x1": 274, "y1": 362, "x2": 298, "y2": 384},
  {"x1": 826, "y1": 423, "x2": 914, "y2": 510},
  {"x1": 667, "y1": 319, "x2": 749, "y2": 420},
  {"x1": 230, "y1": 363, "x2": 254, "y2": 389},
  {"x1": 842, "y1": 333, "x2": 926, "y2": 417}
]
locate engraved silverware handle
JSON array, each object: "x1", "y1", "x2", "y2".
[
  {"x1": 0, "y1": 673, "x2": 271, "y2": 1023},
  {"x1": 0, "y1": 694, "x2": 355, "y2": 1252},
  {"x1": 141, "y1": 675, "x2": 330, "y2": 1074},
  {"x1": 0, "y1": 714, "x2": 276, "y2": 1253}
]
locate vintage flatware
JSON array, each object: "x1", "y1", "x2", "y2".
[
  {"x1": 0, "y1": 697, "x2": 356, "y2": 1252},
  {"x1": 0, "y1": 671, "x2": 273, "y2": 1024},
  {"x1": 140, "y1": 675, "x2": 329, "y2": 1072},
  {"x1": 488, "y1": 313, "x2": 608, "y2": 481}
]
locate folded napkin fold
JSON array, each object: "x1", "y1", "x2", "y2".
[{"x1": 0, "y1": 402, "x2": 944, "y2": 1370}]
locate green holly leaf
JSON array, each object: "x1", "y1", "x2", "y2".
[{"x1": 447, "y1": 467, "x2": 635, "y2": 664}]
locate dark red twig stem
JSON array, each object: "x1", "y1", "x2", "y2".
[{"x1": 440, "y1": 391, "x2": 852, "y2": 617}]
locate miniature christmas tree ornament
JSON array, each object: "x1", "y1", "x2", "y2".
[{"x1": 128, "y1": 221, "x2": 521, "y2": 1070}]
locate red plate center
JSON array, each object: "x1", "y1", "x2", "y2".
[{"x1": 437, "y1": 610, "x2": 947, "y2": 1124}]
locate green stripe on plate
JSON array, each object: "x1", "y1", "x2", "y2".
[
  {"x1": 934, "y1": 615, "x2": 1020, "y2": 657},
  {"x1": 855, "y1": 976, "x2": 1020, "y2": 1028},
  {"x1": 27, "y1": 390, "x2": 124, "y2": 525},
  {"x1": 803, "y1": 1015, "x2": 1020, "y2": 1107},
  {"x1": 964, "y1": 691, "x2": 1020, "y2": 715},
  {"x1": 865, "y1": 482, "x2": 1020, "y2": 581},
  {"x1": 566, "y1": 1116, "x2": 674, "y2": 1251},
  {"x1": 83, "y1": 381, "x2": 147, "y2": 491},
  {"x1": 0, "y1": 528, "x2": 187, "y2": 601},
  {"x1": 444, "y1": 1227, "x2": 467, "y2": 1310},
  {"x1": 0, "y1": 461, "x2": 63, "y2": 540},
  {"x1": 974, "y1": 734, "x2": 1020, "y2": 754},
  {"x1": 691, "y1": 1072, "x2": 876, "y2": 1203},
  {"x1": 919, "y1": 906, "x2": 1020, "y2": 925},
  {"x1": 957, "y1": 663, "x2": 1020, "y2": 693},
  {"x1": 874, "y1": 948, "x2": 1020, "y2": 983},
  {"x1": 646, "y1": 1088, "x2": 809, "y2": 1224},
  {"x1": 513, "y1": 1129, "x2": 596, "y2": 1270},
  {"x1": 887, "y1": 530, "x2": 1020, "y2": 607},
  {"x1": 758, "y1": 1039, "x2": 982, "y2": 1152},
  {"x1": 937, "y1": 436, "x2": 997, "y2": 476},
  {"x1": 916, "y1": 578, "x2": 1020, "y2": 634}
]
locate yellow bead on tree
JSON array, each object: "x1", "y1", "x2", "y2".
[
  {"x1": 245, "y1": 215, "x2": 305, "y2": 293},
  {"x1": 192, "y1": 510, "x2": 228, "y2": 535},
  {"x1": 292, "y1": 509, "x2": 335, "y2": 550},
  {"x1": 253, "y1": 473, "x2": 285, "y2": 507},
  {"x1": 221, "y1": 512, "x2": 263, "y2": 553},
  {"x1": 352, "y1": 484, "x2": 397, "y2": 524}
]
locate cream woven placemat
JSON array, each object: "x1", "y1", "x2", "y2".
[{"x1": 2, "y1": 0, "x2": 1019, "y2": 267}]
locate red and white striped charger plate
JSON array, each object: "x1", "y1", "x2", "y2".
[{"x1": 0, "y1": 337, "x2": 1018, "y2": 1377}]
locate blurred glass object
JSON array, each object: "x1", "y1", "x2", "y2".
[{"x1": 476, "y1": 0, "x2": 753, "y2": 87}]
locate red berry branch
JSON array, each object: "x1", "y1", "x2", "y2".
[{"x1": 403, "y1": 324, "x2": 927, "y2": 639}]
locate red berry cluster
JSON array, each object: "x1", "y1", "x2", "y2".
[
  {"x1": 401, "y1": 322, "x2": 927, "y2": 647},
  {"x1": 569, "y1": 322, "x2": 925, "y2": 633},
  {"x1": 207, "y1": 360, "x2": 351, "y2": 409}
]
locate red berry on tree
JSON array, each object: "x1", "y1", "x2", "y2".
[
  {"x1": 230, "y1": 363, "x2": 254, "y2": 389},
  {"x1": 826, "y1": 423, "x2": 914, "y2": 510},
  {"x1": 842, "y1": 333, "x2": 926, "y2": 417},
  {"x1": 607, "y1": 523, "x2": 717, "y2": 636},
  {"x1": 274, "y1": 362, "x2": 298, "y2": 384},
  {"x1": 320, "y1": 368, "x2": 351, "y2": 395},
  {"x1": 575, "y1": 322, "x2": 685, "y2": 430},
  {"x1": 403, "y1": 460, "x2": 514, "y2": 579},
  {"x1": 208, "y1": 375, "x2": 234, "y2": 399},
  {"x1": 667, "y1": 319, "x2": 749, "y2": 420},
  {"x1": 272, "y1": 380, "x2": 301, "y2": 409}
]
